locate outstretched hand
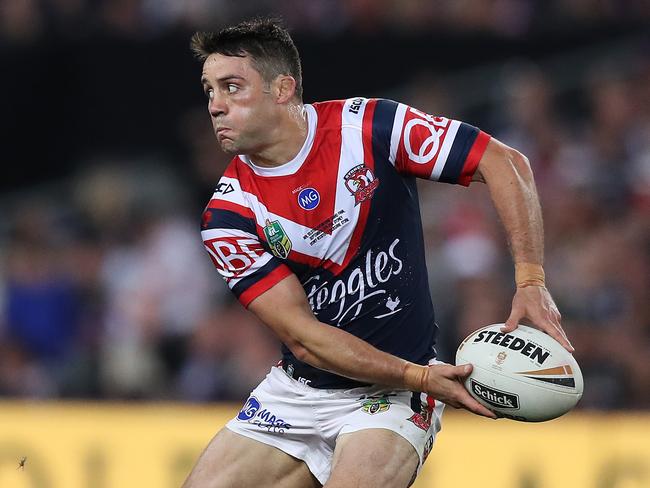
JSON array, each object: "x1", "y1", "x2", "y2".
[
  {"x1": 502, "y1": 285, "x2": 574, "y2": 352},
  {"x1": 423, "y1": 363, "x2": 496, "y2": 419}
]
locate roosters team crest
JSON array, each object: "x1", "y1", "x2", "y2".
[{"x1": 344, "y1": 164, "x2": 379, "y2": 205}]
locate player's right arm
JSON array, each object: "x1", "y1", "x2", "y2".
[{"x1": 248, "y1": 272, "x2": 495, "y2": 419}]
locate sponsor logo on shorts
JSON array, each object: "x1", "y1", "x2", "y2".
[
  {"x1": 361, "y1": 396, "x2": 391, "y2": 415},
  {"x1": 250, "y1": 409, "x2": 292, "y2": 434},
  {"x1": 237, "y1": 396, "x2": 292, "y2": 433},
  {"x1": 470, "y1": 379, "x2": 520, "y2": 409},
  {"x1": 237, "y1": 396, "x2": 261, "y2": 421}
]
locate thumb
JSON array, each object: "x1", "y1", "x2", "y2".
[
  {"x1": 455, "y1": 363, "x2": 473, "y2": 380},
  {"x1": 502, "y1": 308, "x2": 521, "y2": 333}
]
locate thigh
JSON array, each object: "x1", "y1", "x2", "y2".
[
  {"x1": 182, "y1": 428, "x2": 321, "y2": 488},
  {"x1": 324, "y1": 429, "x2": 419, "y2": 488}
]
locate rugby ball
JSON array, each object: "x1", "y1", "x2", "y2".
[{"x1": 456, "y1": 324, "x2": 583, "y2": 422}]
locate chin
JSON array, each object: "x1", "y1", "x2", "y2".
[{"x1": 219, "y1": 140, "x2": 239, "y2": 154}]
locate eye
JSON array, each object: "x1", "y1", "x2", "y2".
[
  {"x1": 227, "y1": 83, "x2": 239, "y2": 94},
  {"x1": 205, "y1": 88, "x2": 214, "y2": 100}
]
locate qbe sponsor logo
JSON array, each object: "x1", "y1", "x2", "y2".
[
  {"x1": 203, "y1": 236, "x2": 266, "y2": 280},
  {"x1": 403, "y1": 108, "x2": 450, "y2": 165},
  {"x1": 236, "y1": 396, "x2": 292, "y2": 433},
  {"x1": 470, "y1": 379, "x2": 520, "y2": 409},
  {"x1": 298, "y1": 187, "x2": 320, "y2": 210}
]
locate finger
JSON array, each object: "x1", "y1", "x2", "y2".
[
  {"x1": 552, "y1": 315, "x2": 571, "y2": 343},
  {"x1": 459, "y1": 391, "x2": 497, "y2": 419},
  {"x1": 448, "y1": 365, "x2": 497, "y2": 418},
  {"x1": 453, "y1": 363, "x2": 473, "y2": 380},
  {"x1": 524, "y1": 303, "x2": 574, "y2": 353},
  {"x1": 540, "y1": 310, "x2": 573, "y2": 352},
  {"x1": 555, "y1": 328, "x2": 574, "y2": 352},
  {"x1": 541, "y1": 319, "x2": 574, "y2": 353},
  {"x1": 501, "y1": 307, "x2": 521, "y2": 333}
]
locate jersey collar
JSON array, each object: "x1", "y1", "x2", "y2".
[{"x1": 238, "y1": 104, "x2": 317, "y2": 177}]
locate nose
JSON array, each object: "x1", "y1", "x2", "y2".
[{"x1": 208, "y1": 93, "x2": 227, "y2": 118}]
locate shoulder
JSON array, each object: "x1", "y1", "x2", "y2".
[
  {"x1": 311, "y1": 97, "x2": 375, "y2": 124},
  {"x1": 201, "y1": 158, "x2": 256, "y2": 233},
  {"x1": 314, "y1": 97, "x2": 403, "y2": 121}
]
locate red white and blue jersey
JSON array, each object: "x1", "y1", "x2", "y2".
[{"x1": 202, "y1": 98, "x2": 490, "y2": 388}]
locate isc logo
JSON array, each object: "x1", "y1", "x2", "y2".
[{"x1": 298, "y1": 187, "x2": 320, "y2": 210}]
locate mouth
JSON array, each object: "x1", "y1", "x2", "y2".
[
  {"x1": 214, "y1": 127, "x2": 230, "y2": 138},
  {"x1": 215, "y1": 127, "x2": 231, "y2": 141}
]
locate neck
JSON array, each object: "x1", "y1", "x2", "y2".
[{"x1": 249, "y1": 103, "x2": 308, "y2": 168}]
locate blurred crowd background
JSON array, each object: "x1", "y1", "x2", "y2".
[{"x1": 0, "y1": 0, "x2": 648, "y2": 410}]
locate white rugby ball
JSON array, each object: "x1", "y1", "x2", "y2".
[{"x1": 456, "y1": 324, "x2": 583, "y2": 422}]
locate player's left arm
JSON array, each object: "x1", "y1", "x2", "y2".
[{"x1": 472, "y1": 137, "x2": 574, "y2": 352}]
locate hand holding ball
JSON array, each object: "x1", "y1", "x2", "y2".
[{"x1": 456, "y1": 324, "x2": 583, "y2": 422}]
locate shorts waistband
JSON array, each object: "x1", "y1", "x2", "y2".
[{"x1": 278, "y1": 360, "x2": 371, "y2": 390}]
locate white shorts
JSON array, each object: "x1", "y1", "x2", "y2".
[{"x1": 226, "y1": 365, "x2": 445, "y2": 484}]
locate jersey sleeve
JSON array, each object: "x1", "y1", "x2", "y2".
[
  {"x1": 373, "y1": 99, "x2": 491, "y2": 186},
  {"x1": 201, "y1": 175, "x2": 292, "y2": 308}
]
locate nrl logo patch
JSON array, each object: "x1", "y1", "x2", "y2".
[
  {"x1": 361, "y1": 397, "x2": 391, "y2": 415},
  {"x1": 264, "y1": 219, "x2": 292, "y2": 259},
  {"x1": 344, "y1": 164, "x2": 379, "y2": 205}
]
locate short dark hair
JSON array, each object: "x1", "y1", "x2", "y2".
[{"x1": 191, "y1": 18, "x2": 303, "y2": 100}]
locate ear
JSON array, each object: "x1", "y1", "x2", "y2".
[{"x1": 274, "y1": 75, "x2": 297, "y2": 104}]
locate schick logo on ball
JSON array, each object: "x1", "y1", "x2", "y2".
[
  {"x1": 470, "y1": 379, "x2": 520, "y2": 409},
  {"x1": 298, "y1": 188, "x2": 320, "y2": 210},
  {"x1": 237, "y1": 396, "x2": 261, "y2": 421}
]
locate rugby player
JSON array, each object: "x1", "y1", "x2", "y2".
[{"x1": 184, "y1": 17, "x2": 572, "y2": 488}]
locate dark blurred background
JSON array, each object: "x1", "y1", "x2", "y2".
[{"x1": 0, "y1": 0, "x2": 648, "y2": 409}]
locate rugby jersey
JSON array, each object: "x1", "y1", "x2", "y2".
[{"x1": 201, "y1": 98, "x2": 490, "y2": 388}]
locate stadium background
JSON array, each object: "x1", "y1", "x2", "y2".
[{"x1": 0, "y1": 1, "x2": 648, "y2": 486}]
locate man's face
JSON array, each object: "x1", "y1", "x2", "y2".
[{"x1": 201, "y1": 53, "x2": 276, "y2": 155}]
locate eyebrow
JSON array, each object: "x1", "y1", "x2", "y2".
[{"x1": 201, "y1": 75, "x2": 245, "y2": 85}]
